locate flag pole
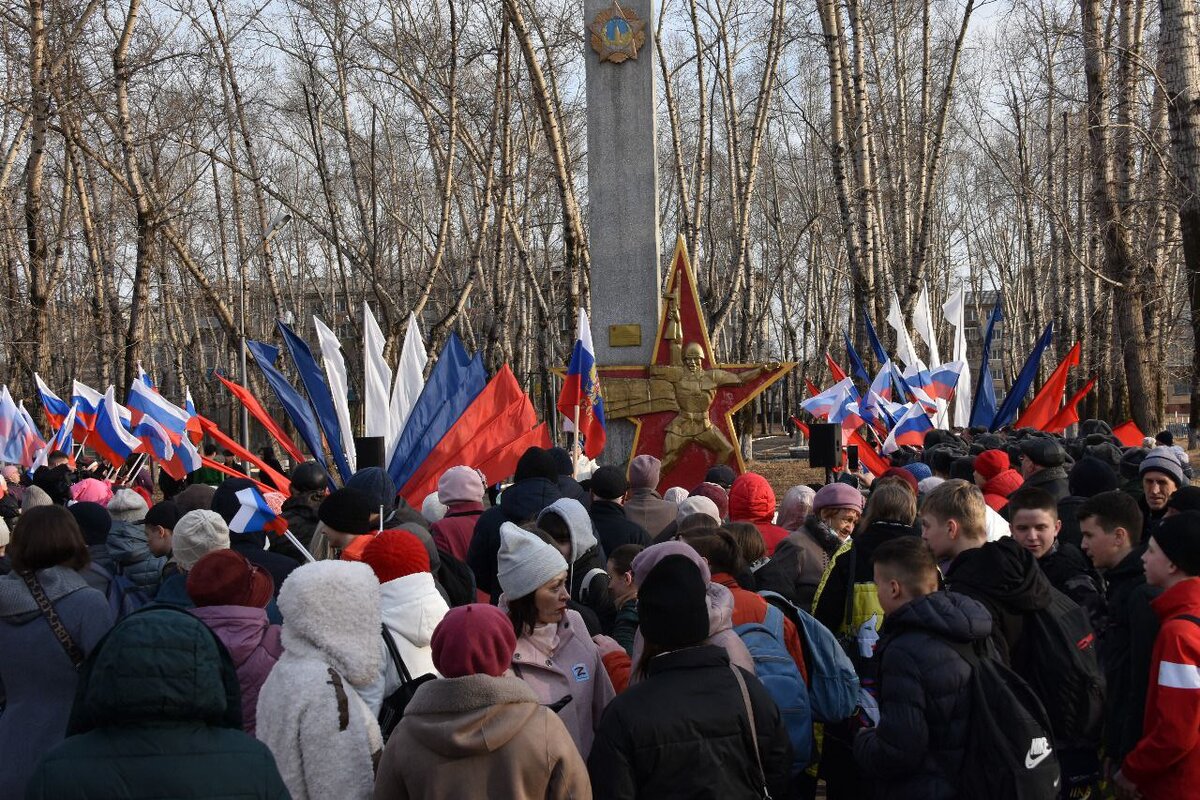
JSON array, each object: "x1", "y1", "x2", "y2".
[{"x1": 571, "y1": 404, "x2": 581, "y2": 479}]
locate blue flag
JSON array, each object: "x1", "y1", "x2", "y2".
[
  {"x1": 969, "y1": 297, "x2": 1004, "y2": 428},
  {"x1": 843, "y1": 332, "x2": 870, "y2": 384},
  {"x1": 278, "y1": 321, "x2": 353, "y2": 483},
  {"x1": 246, "y1": 339, "x2": 330, "y2": 477},
  {"x1": 990, "y1": 322, "x2": 1054, "y2": 431},
  {"x1": 387, "y1": 334, "x2": 488, "y2": 490},
  {"x1": 862, "y1": 308, "x2": 888, "y2": 365}
]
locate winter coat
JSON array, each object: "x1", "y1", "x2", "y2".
[
  {"x1": 612, "y1": 599, "x2": 639, "y2": 655},
  {"x1": 588, "y1": 500, "x2": 651, "y2": 556},
  {"x1": 80, "y1": 544, "x2": 117, "y2": 595},
  {"x1": 588, "y1": 644, "x2": 793, "y2": 799},
  {"x1": 540, "y1": 497, "x2": 616, "y2": 630},
  {"x1": 1039, "y1": 540, "x2": 1105, "y2": 630},
  {"x1": 374, "y1": 674, "x2": 592, "y2": 800},
  {"x1": 1057, "y1": 495, "x2": 1086, "y2": 549},
  {"x1": 230, "y1": 530, "x2": 298, "y2": 598},
  {"x1": 506, "y1": 607, "x2": 615, "y2": 757},
  {"x1": 853, "y1": 591, "x2": 994, "y2": 800},
  {"x1": 430, "y1": 501, "x2": 484, "y2": 561},
  {"x1": 0, "y1": 492, "x2": 20, "y2": 525},
  {"x1": 469, "y1": 477, "x2": 562, "y2": 600},
  {"x1": 359, "y1": 571, "x2": 449, "y2": 716},
  {"x1": 981, "y1": 468, "x2": 1024, "y2": 512},
  {"x1": 1121, "y1": 577, "x2": 1200, "y2": 799},
  {"x1": 754, "y1": 515, "x2": 844, "y2": 609},
  {"x1": 1098, "y1": 546, "x2": 1161, "y2": 763},
  {"x1": 274, "y1": 496, "x2": 321, "y2": 564},
  {"x1": 728, "y1": 473, "x2": 791, "y2": 554},
  {"x1": 1024, "y1": 465, "x2": 1070, "y2": 502},
  {"x1": 0, "y1": 566, "x2": 113, "y2": 799},
  {"x1": 256, "y1": 563, "x2": 384, "y2": 800},
  {"x1": 106, "y1": 519, "x2": 167, "y2": 594},
  {"x1": 944, "y1": 536, "x2": 1053, "y2": 665},
  {"x1": 623, "y1": 488, "x2": 677, "y2": 538},
  {"x1": 190, "y1": 604, "x2": 283, "y2": 736},
  {"x1": 23, "y1": 606, "x2": 289, "y2": 800},
  {"x1": 813, "y1": 519, "x2": 917, "y2": 636},
  {"x1": 557, "y1": 475, "x2": 589, "y2": 505}
]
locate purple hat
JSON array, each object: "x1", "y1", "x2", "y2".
[{"x1": 812, "y1": 482, "x2": 865, "y2": 513}]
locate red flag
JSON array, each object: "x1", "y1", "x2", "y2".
[
  {"x1": 1112, "y1": 420, "x2": 1147, "y2": 448},
  {"x1": 790, "y1": 416, "x2": 810, "y2": 438},
  {"x1": 826, "y1": 353, "x2": 848, "y2": 383},
  {"x1": 846, "y1": 430, "x2": 889, "y2": 476},
  {"x1": 1043, "y1": 377, "x2": 1097, "y2": 434},
  {"x1": 475, "y1": 423, "x2": 552, "y2": 483},
  {"x1": 215, "y1": 374, "x2": 305, "y2": 465},
  {"x1": 1014, "y1": 343, "x2": 1081, "y2": 430},
  {"x1": 399, "y1": 366, "x2": 536, "y2": 505},
  {"x1": 805, "y1": 379, "x2": 822, "y2": 399},
  {"x1": 196, "y1": 416, "x2": 292, "y2": 493}
]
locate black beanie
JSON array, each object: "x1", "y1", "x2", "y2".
[
  {"x1": 548, "y1": 447, "x2": 574, "y2": 477},
  {"x1": 705, "y1": 465, "x2": 736, "y2": 490},
  {"x1": 318, "y1": 487, "x2": 380, "y2": 534},
  {"x1": 1152, "y1": 511, "x2": 1200, "y2": 576},
  {"x1": 144, "y1": 500, "x2": 182, "y2": 530},
  {"x1": 638, "y1": 554, "x2": 710, "y2": 648},
  {"x1": 1068, "y1": 457, "x2": 1119, "y2": 499},
  {"x1": 69, "y1": 501, "x2": 112, "y2": 547},
  {"x1": 950, "y1": 456, "x2": 977, "y2": 482},
  {"x1": 590, "y1": 466, "x2": 628, "y2": 500},
  {"x1": 1166, "y1": 487, "x2": 1200, "y2": 514},
  {"x1": 514, "y1": 447, "x2": 558, "y2": 483}
]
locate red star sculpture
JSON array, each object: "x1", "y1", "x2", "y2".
[{"x1": 598, "y1": 236, "x2": 794, "y2": 491}]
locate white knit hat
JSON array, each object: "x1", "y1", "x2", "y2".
[
  {"x1": 677, "y1": 495, "x2": 721, "y2": 523},
  {"x1": 107, "y1": 488, "x2": 149, "y2": 522},
  {"x1": 497, "y1": 521, "x2": 568, "y2": 600},
  {"x1": 173, "y1": 509, "x2": 231, "y2": 571}
]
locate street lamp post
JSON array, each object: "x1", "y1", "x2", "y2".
[{"x1": 239, "y1": 212, "x2": 292, "y2": 463}]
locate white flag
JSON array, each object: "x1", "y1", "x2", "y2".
[
  {"x1": 314, "y1": 316, "x2": 357, "y2": 471},
  {"x1": 886, "y1": 290, "x2": 922, "y2": 371},
  {"x1": 911, "y1": 283, "x2": 941, "y2": 367},
  {"x1": 363, "y1": 303, "x2": 394, "y2": 444},
  {"x1": 941, "y1": 286, "x2": 973, "y2": 429},
  {"x1": 389, "y1": 313, "x2": 427, "y2": 452}
]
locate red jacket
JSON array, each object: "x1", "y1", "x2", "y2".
[
  {"x1": 1121, "y1": 577, "x2": 1200, "y2": 799},
  {"x1": 981, "y1": 469, "x2": 1024, "y2": 512},
  {"x1": 728, "y1": 473, "x2": 790, "y2": 554},
  {"x1": 429, "y1": 501, "x2": 484, "y2": 561}
]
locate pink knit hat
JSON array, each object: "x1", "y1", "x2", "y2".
[
  {"x1": 629, "y1": 455, "x2": 662, "y2": 490},
  {"x1": 71, "y1": 478, "x2": 113, "y2": 506},
  {"x1": 438, "y1": 465, "x2": 485, "y2": 505}
]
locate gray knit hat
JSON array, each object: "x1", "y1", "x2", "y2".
[
  {"x1": 497, "y1": 521, "x2": 568, "y2": 600},
  {"x1": 107, "y1": 488, "x2": 149, "y2": 522},
  {"x1": 1140, "y1": 446, "x2": 1187, "y2": 488},
  {"x1": 173, "y1": 509, "x2": 231, "y2": 571}
]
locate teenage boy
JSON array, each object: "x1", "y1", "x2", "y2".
[
  {"x1": 921, "y1": 479, "x2": 1053, "y2": 664},
  {"x1": 1008, "y1": 486, "x2": 1104, "y2": 628},
  {"x1": 1077, "y1": 491, "x2": 1160, "y2": 776},
  {"x1": 853, "y1": 536, "x2": 993, "y2": 799},
  {"x1": 1115, "y1": 511, "x2": 1200, "y2": 799}
]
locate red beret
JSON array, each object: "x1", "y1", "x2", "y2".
[{"x1": 432, "y1": 604, "x2": 516, "y2": 678}]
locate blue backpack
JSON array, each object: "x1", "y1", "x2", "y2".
[
  {"x1": 761, "y1": 590, "x2": 859, "y2": 724},
  {"x1": 734, "y1": 603, "x2": 813, "y2": 769},
  {"x1": 87, "y1": 563, "x2": 152, "y2": 620}
]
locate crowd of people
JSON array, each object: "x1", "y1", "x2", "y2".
[{"x1": 0, "y1": 422, "x2": 1198, "y2": 799}]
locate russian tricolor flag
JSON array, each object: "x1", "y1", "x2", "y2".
[
  {"x1": 165, "y1": 435, "x2": 203, "y2": 481},
  {"x1": 34, "y1": 374, "x2": 70, "y2": 430},
  {"x1": 72, "y1": 380, "x2": 106, "y2": 433},
  {"x1": 557, "y1": 309, "x2": 606, "y2": 459},
  {"x1": 184, "y1": 387, "x2": 203, "y2": 445},
  {"x1": 927, "y1": 361, "x2": 967, "y2": 402},
  {"x1": 882, "y1": 403, "x2": 934, "y2": 454},
  {"x1": 127, "y1": 379, "x2": 190, "y2": 443},
  {"x1": 32, "y1": 404, "x2": 77, "y2": 472},
  {"x1": 801, "y1": 378, "x2": 856, "y2": 419},
  {"x1": 92, "y1": 387, "x2": 142, "y2": 468},
  {"x1": 229, "y1": 485, "x2": 288, "y2": 536}
]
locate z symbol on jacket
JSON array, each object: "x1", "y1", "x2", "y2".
[
  {"x1": 572, "y1": 663, "x2": 591, "y2": 682},
  {"x1": 1024, "y1": 737, "x2": 1052, "y2": 769}
]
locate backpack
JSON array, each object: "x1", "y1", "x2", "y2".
[
  {"x1": 761, "y1": 590, "x2": 859, "y2": 724},
  {"x1": 377, "y1": 625, "x2": 437, "y2": 742},
  {"x1": 87, "y1": 563, "x2": 151, "y2": 620},
  {"x1": 734, "y1": 603, "x2": 814, "y2": 769},
  {"x1": 434, "y1": 549, "x2": 476, "y2": 607},
  {"x1": 1014, "y1": 586, "x2": 1105, "y2": 751},
  {"x1": 942, "y1": 637, "x2": 1061, "y2": 800}
]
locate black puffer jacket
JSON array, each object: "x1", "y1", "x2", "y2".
[
  {"x1": 588, "y1": 645, "x2": 792, "y2": 799},
  {"x1": 853, "y1": 591, "x2": 993, "y2": 800},
  {"x1": 1039, "y1": 540, "x2": 1105, "y2": 630},
  {"x1": 1097, "y1": 546, "x2": 1161, "y2": 762},
  {"x1": 467, "y1": 477, "x2": 562, "y2": 600},
  {"x1": 944, "y1": 537, "x2": 1052, "y2": 664}
]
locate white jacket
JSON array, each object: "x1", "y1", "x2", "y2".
[
  {"x1": 256, "y1": 561, "x2": 383, "y2": 800},
  {"x1": 358, "y1": 571, "x2": 449, "y2": 715}
]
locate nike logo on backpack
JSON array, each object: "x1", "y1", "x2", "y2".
[{"x1": 1024, "y1": 737, "x2": 1052, "y2": 769}]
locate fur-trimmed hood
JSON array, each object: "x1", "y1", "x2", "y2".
[{"x1": 277, "y1": 560, "x2": 381, "y2": 687}]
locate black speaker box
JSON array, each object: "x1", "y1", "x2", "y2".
[
  {"x1": 808, "y1": 423, "x2": 841, "y2": 468},
  {"x1": 354, "y1": 436, "x2": 386, "y2": 470}
]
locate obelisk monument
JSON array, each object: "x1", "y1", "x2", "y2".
[{"x1": 584, "y1": 0, "x2": 662, "y2": 465}]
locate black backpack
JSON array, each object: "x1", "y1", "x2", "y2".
[
  {"x1": 1013, "y1": 587, "x2": 1105, "y2": 751},
  {"x1": 435, "y1": 549, "x2": 477, "y2": 608},
  {"x1": 946, "y1": 638, "x2": 1061, "y2": 800},
  {"x1": 376, "y1": 625, "x2": 437, "y2": 742}
]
